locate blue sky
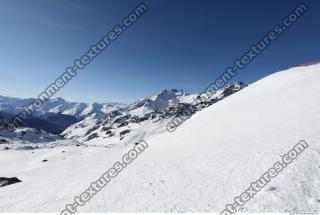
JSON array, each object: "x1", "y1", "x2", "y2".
[{"x1": 0, "y1": 0, "x2": 319, "y2": 103}]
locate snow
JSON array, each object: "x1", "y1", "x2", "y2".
[
  {"x1": 61, "y1": 114, "x2": 100, "y2": 140},
  {"x1": 128, "y1": 105, "x2": 153, "y2": 116},
  {"x1": 0, "y1": 64, "x2": 320, "y2": 213},
  {"x1": 60, "y1": 89, "x2": 203, "y2": 144},
  {"x1": 59, "y1": 86, "x2": 244, "y2": 145},
  {"x1": 0, "y1": 127, "x2": 62, "y2": 148},
  {"x1": 0, "y1": 95, "x2": 124, "y2": 118}
]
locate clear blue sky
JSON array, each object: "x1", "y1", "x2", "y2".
[{"x1": 0, "y1": 0, "x2": 319, "y2": 103}]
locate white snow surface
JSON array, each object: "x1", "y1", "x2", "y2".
[{"x1": 0, "y1": 64, "x2": 320, "y2": 213}]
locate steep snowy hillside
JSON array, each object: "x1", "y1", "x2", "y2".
[
  {"x1": 62, "y1": 83, "x2": 246, "y2": 145},
  {"x1": 0, "y1": 64, "x2": 319, "y2": 213},
  {"x1": 125, "y1": 64, "x2": 320, "y2": 212}
]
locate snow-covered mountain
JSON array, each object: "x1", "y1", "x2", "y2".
[
  {"x1": 0, "y1": 83, "x2": 246, "y2": 145},
  {"x1": 0, "y1": 96, "x2": 125, "y2": 133},
  {"x1": 0, "y1": 83, "x2": 246, "y2": 146},
  {"x1": 0, "y1": 112, "x2": 63, "y2": 150},
  {"x1": 0, "y1": 64, "x2": 319, "y2": 213},
  {"x1": 127, "y1": 89, "x2": 196, "y2": 113},
  {"x1": 0, "y1": 96, "x2": 124, "y2": 117},
  {"x1": 62, "y1": 83, "x2": 247, "y2": 145}
]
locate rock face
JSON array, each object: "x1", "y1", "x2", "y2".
[
  {"x1": 0, "y1": 139, "x2": 9, "y2": 144},
  {"x1": 0, "y1": 177, "x2": 22, "y2": 187},
  {"x1": 0, "y1": 113, "x2": 12, "y2": 129},
  {"x1": 62, "y1": 83, "x2": 247, "y2": 145}
]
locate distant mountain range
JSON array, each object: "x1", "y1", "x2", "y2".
[
  {"x1": 0, "y1": 95, "x2": 125, "y2": 133},
  {"x1": 0, "y1": 82, "x2": 247, "y2": 146},
  {"x1": 62, "y1": 82, "x2": 247, "y2": 145},
  {"x1": 0, "y1": 82, "x2": 247, "y2": 145}
]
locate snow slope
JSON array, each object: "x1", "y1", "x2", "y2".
[
  {"x1": 0, "y1": 64, "x2": 319, "y2": 213},
  {"x1": 62, "y1": 84, "x2": 246, "y2": 145}
]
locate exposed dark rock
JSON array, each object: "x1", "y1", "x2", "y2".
[
  {"x1": 86, "y1": 133, "x2": 99, "y2": 141},
  {"x1": 108, "y1": 110, "x2": 122, "y2": 118},
  {"x1": 105, "y1": 130, "x2": 112, "y2": 135},
  {"x1": 130, "y1": 115, "x2": 150, "y2": 124},
  {"x1": 107, "y1": 133, "x2": 115, "y2": 138},
  {"x1": 101, "y1": 127, "x2": 112, "y2": 132},
  {"x1": 117, "y1": 121, "x2": 129, "y2": 128},
  {"x1": 84, "y1": 124, "x2": 100, "y2": 136},
  {"x1": 17, "y1": 146, "x2": 38, "y2": 150},
  {"x1": 120, "y1": 130, "x2": 131, "y2": 137},
  {"x1": 114, "y1": 115, "x2": 130, "y2": 124},
  {"x1": 0, "y1": 177, "x2": 22, "y2": 187},
  {"x1": 0, "y1": 139, "x2": 8, "y2": 144}
]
